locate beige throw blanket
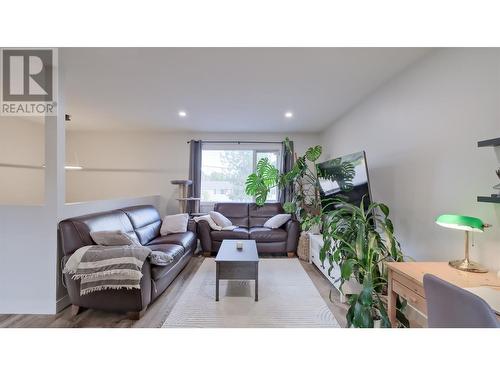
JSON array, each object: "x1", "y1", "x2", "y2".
[{"x1": 63, "y1": 245, "x2": 151, "y2": 296}]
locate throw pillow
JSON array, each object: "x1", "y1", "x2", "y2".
[
  {"x1": 209, "y1": 211, "x2": 232, "y2": 228},
  {"x1": 263, "y1": 214, "x2": 291, "y2": 229},
  {"x1": 90, "y1": 230, "x2": 139, "y2": 246},
  {"x1": 160, "y1": 213, "x2": 189, "y2": 235},
  {"x1": 149, "y1": 251, "x2": 174, "y2": 266}
]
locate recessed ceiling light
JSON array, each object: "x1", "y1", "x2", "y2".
[
  {"x1": 178, "y1": 111, "x2": 187, "y2": 117},
  {"x1": 284, "y1": 111, "x2": 293, "y2": 118}
]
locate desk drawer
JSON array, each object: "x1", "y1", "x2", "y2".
[
  {"x1": 393, "y1": 280, "x2": 427, "y2": 315},
  {"x1": 392, "y1": 272, "x2": 425, "y2": 297}
]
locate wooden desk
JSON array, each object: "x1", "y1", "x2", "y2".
[{"x1": 386, "y1": 262, "x2": 500, "y2": 327}]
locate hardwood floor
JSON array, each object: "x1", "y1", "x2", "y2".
[{"x1": 0, "y1": 255, "x2": 348, "y2": 328}]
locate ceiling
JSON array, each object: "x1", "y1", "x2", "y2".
[{"x1": 61, "y1": 48, "x2": 432, "y2": 133}]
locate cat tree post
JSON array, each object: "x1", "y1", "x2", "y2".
[{"x1": 171, "y1": 179, "x2": 201, "y2": 214}]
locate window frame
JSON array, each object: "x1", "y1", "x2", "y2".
[{"x1": 200, "y1": 143, "x2": 282, "y2": 205}]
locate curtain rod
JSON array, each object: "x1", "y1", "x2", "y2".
[{"x1": 187, "y1": 140, "x2": 283, "y2": 144}]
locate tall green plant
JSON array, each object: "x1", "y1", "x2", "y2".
[
  {"x1": 279, "y1": 142, "x2": 323, "y2": 230},
  {"x1": 320, "y1": 197, "x2": 404, "y2": 328},
  {"x1": 245, "y1": 138, "x2": 355, "y2": 231}
]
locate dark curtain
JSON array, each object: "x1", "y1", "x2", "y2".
[
  {"x1": 279, "y1": 139, "x2": 294, "y2": 204},
  {"x1": 188, "y1": 140, "x2": 202, "y2": 213}
]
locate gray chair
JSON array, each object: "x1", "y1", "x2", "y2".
[{"x1": 423, "y1": 274, "x2": 499, "y2": 328}]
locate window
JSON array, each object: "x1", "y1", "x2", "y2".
[{"x1": 201, "y1": 144, "x2": 281, "y2": 204}]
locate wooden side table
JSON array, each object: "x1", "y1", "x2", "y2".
[{"x1": 386, "y1": 262, "x2": 500, "y2": 327}]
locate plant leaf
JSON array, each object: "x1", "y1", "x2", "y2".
[
  {"x1": 359, "y1": 282, "x2": 373, "y2": 306},
  {"x1": 245, "y1": 157, "x2": 278, "y2": 206},
  {"x1": 379, "y1": 203, "x2": 389, "y2": 217},
  {"x1": 341, "y1": 258, "x2": 356, "y2": 280},
  {"x1": 282, "y1": 202, "x2": 296, "y2": 214},
  {"x1": 305, "y1": 145, "x2": 322, "y2": 162}
]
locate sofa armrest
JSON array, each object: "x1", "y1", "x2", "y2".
[
  {"x1": 187, "y1": 218, "x2": 197, "y2": 234},
  {"x1": 64, "y1": 256, "x2": 152, "y2": 313},
  {"x1": 285, "y1": 219, "x2": 300, "y2": 253},
  {"x1": 197, "y1": 220, "x2": 212, "y2": 252}
]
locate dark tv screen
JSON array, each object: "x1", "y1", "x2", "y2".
[{"x1": 316, "y1": 151, "x2": 372, "y2": 211}]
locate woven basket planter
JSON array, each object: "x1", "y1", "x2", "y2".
[{"x1": 297, "y1": 231, "x2": 310, "y2": 262}]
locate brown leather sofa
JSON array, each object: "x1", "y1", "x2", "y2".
[
  {"x1": 59, "y1": 205, "x2": 197, "y2": 319},
  {"x1": 198, "y1": 203, "x2": 300, "y2": 256}
]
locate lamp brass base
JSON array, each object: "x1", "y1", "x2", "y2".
[{"x1": 449, "y1": 259, "x2": 488, "y2": 273}]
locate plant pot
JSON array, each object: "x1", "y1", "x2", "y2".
[
  {"x1": 308, "y1": 224, "x2": 321, "y2": 235},
  {"x1": 297, "y1": 232, "x2": 310, "y2": 261}
]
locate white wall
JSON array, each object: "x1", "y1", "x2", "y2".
[
  {"x1": 321, "y1": 48, "x2": 500, "y2": 270},
  {"x1": 65, "y1": 130, "x2": 320, "y2": 214},
  {"x1": 0, "y1": 117, "x2": 45, "y2": 205},
  {"x1": 0, "y1": 113, "x2": 64, "y2": 314}
]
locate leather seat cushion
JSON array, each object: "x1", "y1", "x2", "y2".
[
  {"x1": 147, "y1": 231, "x2": 196, "y2": 250},
  {"x1": 210, "y1": 227, "x2": 249, "y2": 241},
  {"x1": 148, "y1": 244, "x2": 185, "y2": 280},
  {"x1": 249, "y1": 227, "x2": 287, "y2": 242}
]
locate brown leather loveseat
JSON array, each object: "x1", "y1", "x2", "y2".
[
  {"x1": 198, "y1": 203, "x2": 300, "y2": 256},
  {"x1": 59, "y1": 205, "x2": 197, "y2": 319}
]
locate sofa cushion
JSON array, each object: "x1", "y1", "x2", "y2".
[
  {"x1": 210, "y1": 227, "x2": 249, "y2": 241},
  {"x1": 148, "y1": 244, "x2": 184, "y2": 280},
  {"x1": 249, "y1": 227, "x2": 287, "y2": 242},
  {"x1": 147, "y1": 231, "x2": 196, "y2": 251},
  {"x1": 213, "y1": 203, "x2": 249, "y2": 227},
  {"x1": 249, "y1": 203, "x2": 284, "y2": 227},
  {"x1": 121, "y1": 205, "x2": 161, "y2": 245}
]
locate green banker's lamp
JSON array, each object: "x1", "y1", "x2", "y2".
[{"x1": 436, "y1": 214, "x2": 491, "y2": 273}]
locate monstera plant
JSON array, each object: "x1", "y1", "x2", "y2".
[
  {"x1": 320, "y1": 197, "x2": 405, "y2": 328},
  {"x1": 244, "y1": 158, "x2": 280, "y2": 206},
  {"x1": 245, "y1": 138, "x2": 355, "y2": 232}
]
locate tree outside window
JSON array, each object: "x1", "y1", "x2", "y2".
[{"x1": 201, "y1": 148, "x2": 280, "y2": 203}]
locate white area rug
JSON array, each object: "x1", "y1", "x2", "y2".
[{"x1": 162, "y1": 258, "x2": 340, "y2": 328}]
